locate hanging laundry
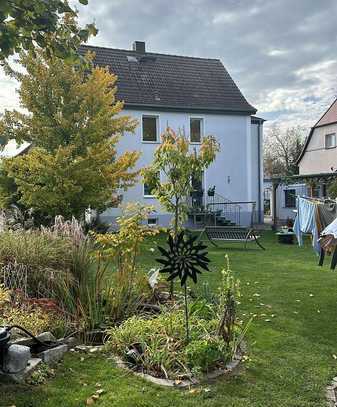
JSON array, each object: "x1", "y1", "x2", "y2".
[{"x1": 293, "y1": 197, "x2": 321, "y2": 254}]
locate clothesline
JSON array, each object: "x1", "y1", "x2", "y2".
[{"x1": 293, "y1": 197, "x2": 337, "y2": 255}]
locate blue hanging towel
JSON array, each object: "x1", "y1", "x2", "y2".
[{"x1": 293, "y1": 197, "x2": 321, "y2": 254}]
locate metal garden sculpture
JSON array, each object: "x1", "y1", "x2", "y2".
[{"x1": 156, "y1": 231, "x2": 211, "y2": 342}]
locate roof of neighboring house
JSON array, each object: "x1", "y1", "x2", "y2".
[
  {"x1": 79, "y1": 43, "x2": 257, "y2": 115},
  {"x1": 297, "y1": 99, "x2": 337, "y2": 164}
]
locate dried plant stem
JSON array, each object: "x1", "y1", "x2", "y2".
[{"x1": 183, "y1": 284, "x2": 190, "y2": 343}]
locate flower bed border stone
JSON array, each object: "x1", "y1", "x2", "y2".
[
  {"x1": 111, "y1": 343, "x2": 245, "y2": 388},
  {"x1": 326, "y1": 376, "x2": 337, "y2": 406}
]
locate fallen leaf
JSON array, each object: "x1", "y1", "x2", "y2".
[
  {"x1": 189, "y1": 388, "x2": 201, "y2": 394},
  {"x1": 333, "y1": 354, "x2": 337, "y2": 360},
  {"x1": 96, "y1": 389, "x2": 105, "y2": 395},
  {"x1": 92, "y1": 395, "x2": 100, "y2": 400},
  {"x1": 86, "y1": 397, "x2": 95, "y2": 405}
]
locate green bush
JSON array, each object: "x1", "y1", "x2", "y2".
[
  {"x1": 185, "y1": 337, "x2": 226, "y2": 374},
  {"x1": 106, "y1": 308, "x2": 229, "y2": 379}
]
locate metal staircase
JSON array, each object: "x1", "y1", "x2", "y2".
[{"x1": 188, "y1": 191, "x2": 253, "y2": 228}]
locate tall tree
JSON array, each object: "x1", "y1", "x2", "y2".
[
  {"x1": 142, "y1": 128, "x2": 219, "y2": 297},
  {"x1": 0, "y1": 49, "x2": 140, "y2": 219},
  {"x1": 0, "y1": 1, "x2": 97, "y2": 61},
  {"x1": 264, "y1": 125, "x2": 305, "y2": 177},
  {"x1": 142, "y1": 127, "x2": 219, "y2": 239}
]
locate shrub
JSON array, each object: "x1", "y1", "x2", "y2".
[
  {"x1": 106, "y1": 309, "x2": 228, "y2": 379},
  {"x1": 0, "y1": 286, "x2": 66, "y2": 336},
  {"x1": 94, "y1": 204, "x2": 159, "y2": 324},
  {"x1": 0, "y1": 230, "x2": 73, "y2": 298},
  {"x1": 106, "y1": 256, "x2": 251, "y2": 379}
]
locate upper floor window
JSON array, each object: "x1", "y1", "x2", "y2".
[
  {"x1": 142, "y1": 116, "x2": 158, "y2": 142},
  {"x1": 284, "y1": 189, "x2": 296, "y2": 208},
  {"x1": 325, "y1": 133, "x2": 336, "y2": 149},
  {"x1": 190, "y1": 118, "x2": 203, "y2": 143}
]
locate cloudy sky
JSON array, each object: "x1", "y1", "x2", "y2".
[{"x1": 1, "y1": 0, "x2": 337, "y2": 140}]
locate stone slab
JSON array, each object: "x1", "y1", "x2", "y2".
[
  {"x1": 3, "y1": 344, "x2": 31, "y2": 374},
  {"x1": 38, "y1": 344, "x2": 68, "y2": 364},
  {"x1": 0, "y1": 358, "x2": 41, "y2": 384}
]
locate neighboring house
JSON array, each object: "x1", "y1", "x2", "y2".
[
  {"x1": 79, "y1": 41, "x2": 264, "y2": 227},
  {"x1": 267, "y1": 101, "x2": 337, "y2": 226},
  {"x1": 298, "y1": 99, "x2": 337, "y2": 176},
  {"x1": 264, "y1": 179, "x2": 307, "y2": 221}
]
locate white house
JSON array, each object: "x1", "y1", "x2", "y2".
[
  {"x1": 264, "y1": 179, "x2": 307, "y2": 221},
  {"x1": 80, "y1": 41, "x2": 264, "y2": 227},
  {"x1": 298, "y1": 99, "x2": 337, "y2": 175}
]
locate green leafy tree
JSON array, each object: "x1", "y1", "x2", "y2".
[
  {"x1": 142, "y1": 127, "x2": 219, "y2": 237},
  {"x1": 142, "y1": 128, "x2": 219, "y2": 297},
  {"x1": 0, "y1": 49, "x2": 140, "y2": 219},
  {"x1": 0, "y1": 0, "x2": 97, "y2": 61}
]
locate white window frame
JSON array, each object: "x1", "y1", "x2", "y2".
[
  {"x1": 141, "y1": 115, "x2": 160, "y2": 143},
  {"x1": 189, "y1": 116, "x2": 204, "y2": 144},
  {"x1": 147, "y1": 218, "x2": 158, "y2": 226},
  {"x1": 143, "y1": 172, "x2": 160, "y2": 198},
  {"x1": 325, "y1": 133, "x2": 336, "y2": 149}
]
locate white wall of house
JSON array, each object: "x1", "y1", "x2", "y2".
[
  {"x1": 264, "y1": 180, "x2": 308, "y2": 221},
  {"x1": 300, "y1": 123, "x2": 337, "y2": 174},
  {"x1": 100, "y1": 109, "x2": 263, "y2": 227}
]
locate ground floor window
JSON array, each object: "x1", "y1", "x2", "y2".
[
  {"x1": 147, "y1": 218, "x2": 158, "y2": 226},
  {"x1": 144, "y1": 172, "x2": 160, "y2": 197},
  {"x1": 284, "y1": 189, "x2": 296, "y2": 208}
]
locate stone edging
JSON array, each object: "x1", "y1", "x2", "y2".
[
  {"x1": 111, "y1": 344, "x2": 245, "y2": 388},
  {"x1": 326, "y1": 377, "x2": 337, "y2": 406}
]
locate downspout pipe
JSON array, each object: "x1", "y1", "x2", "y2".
[{"x1": 257, "y1": 121, "x2": 262, "y2": 223}]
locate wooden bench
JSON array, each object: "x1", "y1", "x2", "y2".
[{"x1": 199, "y1": 226, "x2": 265, "y2": 250}]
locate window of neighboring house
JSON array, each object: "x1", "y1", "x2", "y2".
[
  {"x1": 284, "y1": 189, "x2": 296, "y2": 208},
  {"x1": 143, "y1": 172, "x2": 160, "y2": 197},
  {"x1": 147, "y1": 218, "x2": 158, "y2": 226},
  {"x1": 142, "y1": 116, "x2": 158, "y2": 142},
  {"x1": 325, "y1": 133, "x2": 336, "y2": 149},
  {"x1": 307, "y1": 185, "x2": 321, "y2": 198},
  {"x1": 190, "y1": 118, "x2": 203, "y2": 143}
]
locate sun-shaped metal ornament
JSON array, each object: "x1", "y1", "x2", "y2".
[{"x1": 156, "y1": 231, "x2": 211, "y2": 286}]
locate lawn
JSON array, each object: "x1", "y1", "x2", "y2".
[{"x1": 2, "y1": 231, "x2": 337, "y2": 407}]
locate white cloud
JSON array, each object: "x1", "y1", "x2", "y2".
[
  {"x1": 212, "y1": 12, "x2": 238, "y2": 25},
  {"x1": 267, "y1": 49, "x2": 289, "y2": 57}
]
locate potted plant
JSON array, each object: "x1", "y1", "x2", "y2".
[{"x1": 207, "y1": 186, "x2": 216, "y2": 197}]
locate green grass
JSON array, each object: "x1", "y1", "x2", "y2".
[{"x1": 2, "y1": 231, "x2": 337, "y2": 407}]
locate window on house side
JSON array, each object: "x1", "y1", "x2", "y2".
[
  {"x1": 143, "y1": 173, "x2": 160, "y2": 197},
  {"x1": 142, "y1": 116, "x2": 158, "y2": 142},
  {"x1": 284, "y1": 189, "x2": 296, "y2": 208},
  {"x1": 325, "y1": 133, "x2": 336, "y2": 149},
  {"x1": 147, "y1": 218, "x2": 158, "y2": 226},
  {"x1": 190, "y1": 118, "x2": 203, "y2": 143}
]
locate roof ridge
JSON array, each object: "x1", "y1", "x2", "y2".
[
  {"x1": 80, "y1": 43, "x2": 221, "y2": 62},
  {"x1": 314, "y1": 98, "x2": 337, "y2": 128}
]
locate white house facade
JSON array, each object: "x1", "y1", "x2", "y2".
[
  {"x1": 80, "y1": 42, "x2": 264, "y2": 227},
  {"x1": 264, "y1": 179, "x2": 307, "y2": 221},
  {"x1": 298, "y1": 99, "x2": 337, "y2": 176}
]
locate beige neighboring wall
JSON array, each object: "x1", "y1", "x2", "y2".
[{"x1": 299, "y1": 122, "x2": 337, "y2": 174}]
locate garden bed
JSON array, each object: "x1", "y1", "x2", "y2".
[{"x1": 111, "y1": 343, "x2": 245, "y2": 388}]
